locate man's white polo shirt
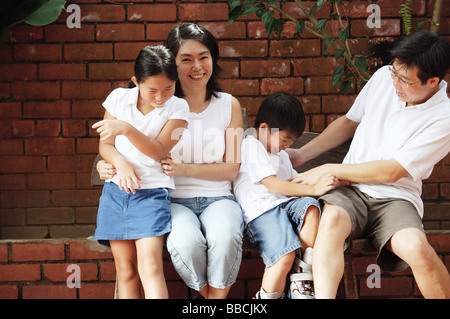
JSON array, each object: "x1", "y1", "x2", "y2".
[{"x1": 344, "y1": 66, "x2": 450, "y2": 218}]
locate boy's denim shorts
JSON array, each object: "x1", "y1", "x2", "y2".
[{"x1": 245, "y1": 197, "x2": 320, "y2": 268}]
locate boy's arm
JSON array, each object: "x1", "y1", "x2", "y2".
[{"x1": 261, "y1": 174, "x2": 338, "y2": 197}]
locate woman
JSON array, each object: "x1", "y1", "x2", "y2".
[{"x1": 97, "y1": 23, "x2": 244, "y2": 299}]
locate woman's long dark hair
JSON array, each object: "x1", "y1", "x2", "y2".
[
  {"x1": 128, "y1": 45, "x2": 178, "y2": 88},
  {"x1": 165, "y1": 23, "x2": 223, "y2": 101}
]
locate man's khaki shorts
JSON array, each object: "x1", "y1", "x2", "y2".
[{"x1": 320, "y1": 186, "x2": 424, "y2": 272}]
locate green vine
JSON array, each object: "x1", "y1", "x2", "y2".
[{"x1": 399, "y1": 0, "x2": 413, "y2": 35}]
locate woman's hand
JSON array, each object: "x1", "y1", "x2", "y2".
[
  {"x1": 97, "y1": 160, "x2": 117, "y2": 180},
  {"x1": 161, "y1": 154, "x2": 185, "y2": 176},
  {"x1": 92, "y1": 119, "x2": 131, "y2": 141}
]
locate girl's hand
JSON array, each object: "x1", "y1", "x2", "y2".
[
  {"x1": 92, "y1": 119, "x2": 131, "y2": 141},
  {"x1": 97, "y1": 160, "x2": 117, "y2": 180},
  {"x1": 115, "y1": 159, "x2": 141, "y2": 194}
]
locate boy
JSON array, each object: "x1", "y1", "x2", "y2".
[{"x1": 233, "y1": 92, "x2": 339, "y2": 299}]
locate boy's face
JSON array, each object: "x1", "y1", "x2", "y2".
[{"x1": 259, "y1": 124, "x2": 297, "y2": 154}]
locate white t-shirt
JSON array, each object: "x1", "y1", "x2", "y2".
[
  {"x1": 344, "y1": 65, "x2": 450, "y2": 218},
  {"x1": 170, "y1": 92, "x2": 234, "y2": 198},
  {"x1": 102, "y1": 87, "x2": 189, "y2": 189},
  {"x1": 233, "y1": 135, "x2": 298, "y2": 225}
]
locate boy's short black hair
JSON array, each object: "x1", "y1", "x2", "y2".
[
  {"x1": 390, "y1": 30, "x2": 450, "y2": 83},
  {"x1": 254, "y1": 92, "x2": 306, "y2": 138}
]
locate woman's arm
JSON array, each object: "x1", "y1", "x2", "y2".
[{"x1": 161, "y1": 96, "x2": 244, "y2": 181}]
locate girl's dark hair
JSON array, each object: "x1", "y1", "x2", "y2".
[
  {"x1": 128, "y1": 45, "x2": 178, "y2": 88},
  {"x1": 165, "y1": 23, "x2": 223, "y2": 101},
  {"x1": 390, "y1": 30, "x2": 450, "y2": 83},
  {"x1": 255, "y1": 92, "x2": 306, "y2": 138}
]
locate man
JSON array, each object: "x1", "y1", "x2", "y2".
[{"x1": 288, "y1": 30, "x2": 450, "y2": 298}]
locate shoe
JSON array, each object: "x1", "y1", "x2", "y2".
[
  {"x1": 254, "y1": 288, "x2": 279, "y2": 299},
  {"x1": 289, "y1": 248, "x2": 315, "y2": 299}
]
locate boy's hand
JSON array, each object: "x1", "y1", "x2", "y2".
[{"x1": 312, "y1": 174, "x2": 339, "y2": 196}]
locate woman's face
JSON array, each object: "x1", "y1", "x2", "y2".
[{"x1": 175, "y1": 39, "x2": 213, "y2": 94}]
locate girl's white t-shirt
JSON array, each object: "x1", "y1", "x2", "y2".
[{"x1": 103, "y1": 87, "x2": 189, "y2": 189}]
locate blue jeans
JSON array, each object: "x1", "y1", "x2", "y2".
[{"x1": 166, "y1": 196, "x2": 244, "y2": 291}]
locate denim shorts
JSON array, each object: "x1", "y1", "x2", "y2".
[
  {"x1": 94, "y1": 182, "x2": 171, "y2": 246},
  {"x1": 245, "y1": 197, "x2": 320, "y2": 268}
]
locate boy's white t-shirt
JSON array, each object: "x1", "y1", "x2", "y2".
[
  {"x1": 233, "y1": 135, "x2": 298, "y2": 225},
  {"x1": 102, "y1": 87, "x2": 189, "y2": 189},
  {"x1": 344, "y1": 66, "x2": 450, "y2": 218}
]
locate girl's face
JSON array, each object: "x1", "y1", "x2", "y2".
[
  {"x1": 175, "y1": 39, "x2": 213, "y2": 94},
  {"x1": 133, "y1": 73, "x2": 176, "y2": 109}
]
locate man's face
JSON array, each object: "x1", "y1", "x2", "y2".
[{"x1": 390, "y1": 60, "x2": 440, "y2": 106}]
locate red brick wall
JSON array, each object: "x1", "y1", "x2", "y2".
[
  {"x1": 0, "y1": 232, "x2": 448, "y2": 299},
  {"x1": 0, "y1": 0, "x2": 449, "y2": 239}
]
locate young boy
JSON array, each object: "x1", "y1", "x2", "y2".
[{"x1": 233, "y1": 92, "x2": 339, "y2": 299}]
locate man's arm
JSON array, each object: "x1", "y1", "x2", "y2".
[
  {"x1": 292, "y1": 159, "x2": 409, "y2": 185},
  {"x1": 286, "y1": 115, "x2": 359, "y2": 168}
]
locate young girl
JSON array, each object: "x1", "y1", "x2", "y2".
[{"x1": 92, "y1": 45, "x2": 189, "y2": 299}]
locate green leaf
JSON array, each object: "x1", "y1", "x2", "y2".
[
  {"x1": 354, "y1": 56, "x2": 368, "y2": 72},
  {"x1": 339, "y1": 80, "x2": 352, "y2": 94},
  {"x1": 295, "y1": 21, "x2": 305, "y2": 36},
  {"x1": 338, "y1": 26, "x2": 348, "y2": 43},
  {"x1": 334, "y1": 48, "x2": 345, "y2": 60},
  {"x1": 323, "y1": 37, "x2": 333, "y2": 56},
  {"x1": 314, "y1": 19, "x2": 327, "y2": 32},
  {"x1": 332, "y1": 65, "x2": 344, "y2": 87},
  {"x1": 23, "y1": 0, "x2": 66, "y2": 26}
]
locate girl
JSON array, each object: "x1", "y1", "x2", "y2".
[
  {"x1": 97, "y1": 24, "x2": 244, "y2": 299},
  {"x1": 92, "y1": 45, "x2": 189, "y2": 299}
]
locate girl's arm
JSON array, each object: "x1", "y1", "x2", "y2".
[
  {"x1": 161, "y1": 96, "x2": 244, "y2": 181},
  {"x1": 97, "y1": 111, "x2": 141, "y2": 194},
  {"x1": 92, "y1": 117, "x2": 187, "y2": 162}
]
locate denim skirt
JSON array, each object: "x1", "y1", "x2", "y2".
[{"x1": 94, "y1": 182, "x2": 171, "y2": 246}]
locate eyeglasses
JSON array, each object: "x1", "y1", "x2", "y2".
[{"x1": 388, "y1": 66, "x2": 421, "y2": 88}]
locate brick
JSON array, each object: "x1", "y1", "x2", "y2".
[
  {"x1": 96, "y1": 24, "x2": 145, "y2": 42},
  {"x1": 114, "y1": 42, "x2": 154, "y2": 60},
  {"x1": 200, "y1": 22, "x2": 246, "y2": 39},
  {"x1": 0, "y1": 264, "x2": 41, "y2": 282},
  {"x1": 0, "y1": 285, "x2": 18, "y2": 299},
  {"x1": 127, "y1": 4, "x2": 176, "y2": 21},
  {"x1": 23, "y1": 285, "x2": 77, "y2": 299},
  {"x1": 351, "y1": 19, "x2": 401, "y2": 37},
  {"x1": 28, "y1": 173, "x2": 76, "y2": 190},
  {"x1": 78, "y1": 4, "x2": 126, "y2": 22},
  {"x1": 0, "y1": 139, "x2": 23, "y2": 155},
  {"x1": 219, "y1": 40, "x2": 268, "y2": 58},
  {"x1": 179, "y1": 3, "x2": 229, "y2": 21},
  {"x1": 62, "y1": 81, "x2": 110, "y2": 99},
  {"x1": 62, "y1": 120, "x2": 87, "y2": 137},
  {"x1": 35, "y1": 120, "x2": 61, "y2": 137},
  {"x1": 76, "y1": 137, "x2": 100, "y2": 154},
  {"x1": 0, "y1": 156, "x2": 46, "y2": 173},
  {"x1": 0, "y1": 64, "x2": 37, "y2": 81},
  {"x1": 52, "y1": 189, "x2": 101, "y2": 207},
  {"x1": 322, "y1": 95, "x2": 357, "y2": 114},
  {"x1": 0, "y1": 244, "x2": 7, "y2": 262},
  {"x1": 0, "y1": 102, "x2": 22, "y2": 119},
  {"x1": 64, "y1": 43, "x2": 113, "y2": 61},
  {"x1": 39, "y1": 63, "x2": 86, "y2": 80},
  {"x1": 24, "y1": 102, "x2": 71, "y2": 119},
  {"x1": 79, "y1": 283, "x2": 115, "y2": 299},
  {"x1": 261, "y1": 78, "x2": 303, "y2": 95},
  {"x1": 218, "y1": 61, "x2": 239, "y2": 78},
  {"x1": 219, "y1": 79, "x2": 260, "y2": 96},
  {"x1": 14, "y1": 44, "x2": 61, "y2": 61},
  {"x1": 271, "y1": 39, "x2": 321, "y2": 57},
  {"x1": 359, "y1": 277, "x2": 413, "y2": 297},
  {"x1": 12, "y1": 242, "x2": 65, "y2": 262},
  {"x1": 89, "y1": 62, "x2": 134, "y2": 80},
  {"x1": 45, "y1": 25, "x2": 95, "y2": 42},
  {"x1": 12, "y1": 82, "x2": 60, "y2": 100},
  {"x1": 294, "y1": 57, "x2": 339, "y2": 76},
  {"x1": 25, "y1": 137, "x2": 75, "y2": 155},
  {"x1": 9, "y1": 25, "x2": 43, "y2": 43},
  {"x1": 241, "y1": 60, "x2": 291, "y2": 78},
  {"x1": 27, "y1": 207, "x2": 74, "y2": 225},
  {"x1": 72, "y1": 100, "x2": 104, "y2": 118},
  {"x1": 44, "y1": 263, "x2": 98, "y2": 282}
]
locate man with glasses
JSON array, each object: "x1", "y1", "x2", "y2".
[{"x1": 288, "y1": 30, "x2": 450, "y2": 298}]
